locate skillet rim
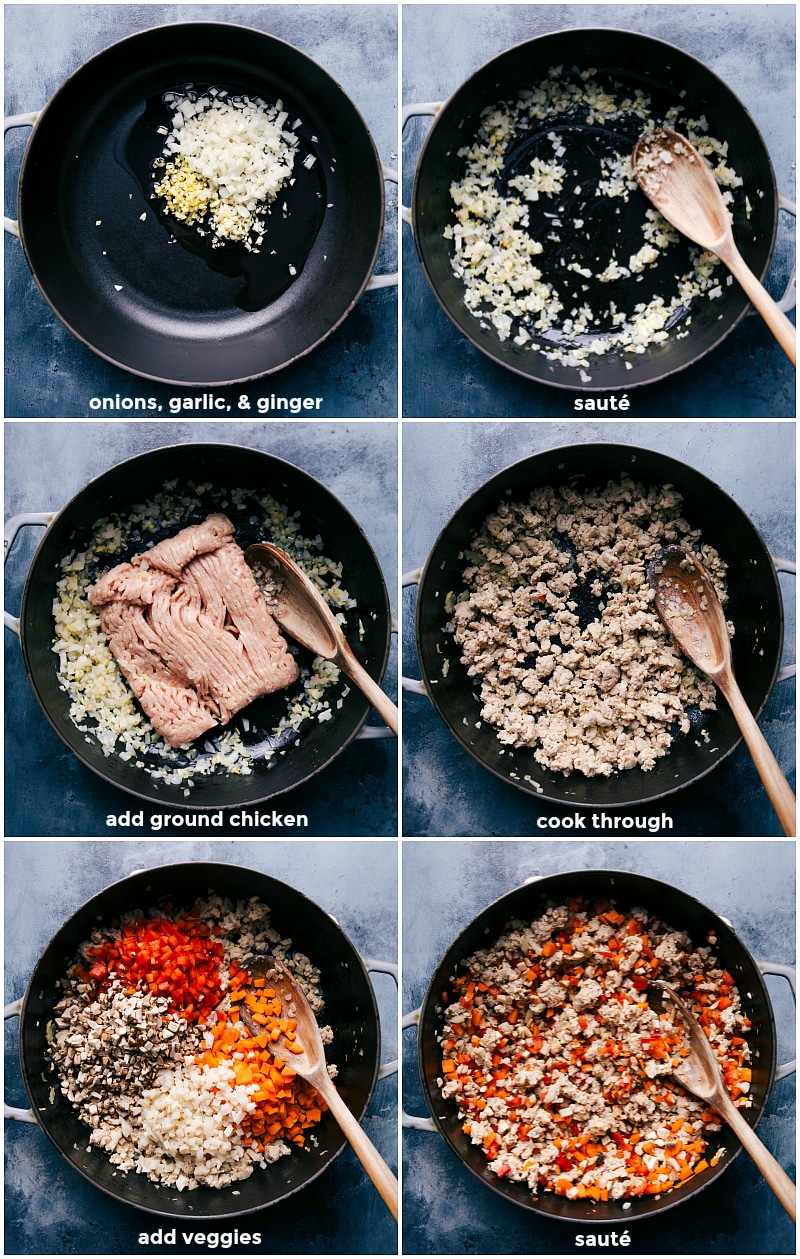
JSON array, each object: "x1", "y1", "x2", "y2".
[
  {"x1": 409, "y1": 25, "x2": 780, "y2": 393},
  {"x1": 15, "y1": 440, "x2": 393, "y2": 812},
  {"x1": 414, "y1": 866, "x2": 780, "y2": 1222},
  {"x1": 412, "y1": 439, "x2": 786, "y2": 810},
  {"x1": 15, "y1": 859, "x2": 385, "y2": 1220},
  {"x1": 14, "y1": 20, "x2": 387, "y2": 386}
]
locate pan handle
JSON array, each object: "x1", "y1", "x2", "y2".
[
  {"x1": 365, "y1": 165, "x2": 399, "y2": 291},
  {"x1": 776, "y1": 196, "x2": 796, "y2": 315},
  {"x1": 401, "y1": 104, "x2": 443, "y2": 225},
  {"x1": 363, "y1": 959, "x2": 399, "y2": 1080},
  {"x1": 401, "y1": 567, "x2": 428, "y2": 696},
  {"x1": 746, "y1": 197, "x2": 796, "y2": 316},
  {"x1": 356, "y1": 610, "x2": 399, "y2": 735},
  {"x1": 4, "y1": 112, "x2": 39, "y2": 237},
  {"x1": 758, "y1": 962, "x2": 796, "y2": 1081},
  {"x1": 4, "y1": 999, "x2": 37, "y2": 1123},
  {"x1": 772, "y1": 556, "x2": 796, "y2": 682},
  {"x1": 400, "y1": 1006, "x2": 437, "y2": 1131},
  {"x1": 4, "y1": 511, "x2": 55, "y2": 635}
]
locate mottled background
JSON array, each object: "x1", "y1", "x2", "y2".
[
  {"x1": 5, "y1": 421, "x2": 398, "y2": 836},
  {"x1": 402, "y1": 421, "x2": 795, "y2": 836},
  {"x1": 402, "y1": 839, "x2": 796, "y2": 1254},
  {"x1": 5, "y1": 838, "x2": 398, "y2": 1255},
  {"x1": 402, "y1": 3, "x2": 796, "y2": 417},
  {"x1": 4, "y1": 4, "x2": 397, "y2": 418}
]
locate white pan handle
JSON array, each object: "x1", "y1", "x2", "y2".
[
  {"x1": 366, "y1": 165, "x2": 399, "y2": 290},
  {"x1": 747, "y1": 197, "x2": 796, "y2": 315},
  {"x1": 401, "y1": 567, "x2": 429, "y2": 696},
  {"x1": 356, "y1": 610, "x2": 398, "y2": 736},
  {"x1": 4, "y1": 511, "x2": 54, "y2": 634},
  {"x1": 401, "y1": 104, "x2": 442, "y2": 225},
  {"x1": 364, "y1": 959, "x2": 399, "y2": 1079},
  {"x1": 4, "y1": 112, "x2": 39, "y2": 236},
  {"x1": 758, "y1": 962, "x2": 796, "y2": 1080},
  {"x1": 777, "y1": 196, "x2": 796, "y2": 314},
  {"x1": 401, "y1": 1007, "x2": 436, "y2": 1131},
  {"x1": 4, "y1": 1000, "x2": 37, "y2": 1122},
  {"x1": 772, "y1": 557, "x2": 796, "y2": 681}
]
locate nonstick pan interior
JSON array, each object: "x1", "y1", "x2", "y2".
[
  {"x1": 412, "y1": 28, "x2": 777, "y2": 391},
  {"x1": 417, "y1": 869, "x2": 778, "y2": 1221},
  {"x1": 416, "y1": 443, "x2": 784, "y2": 808},
  {"x1": 19, "y1": 444, "x2": 391, "y2": 810},
  {"x1": 17, "y1": 23, "x2": 384, "y2": 384},
  {"x1": 17, "y1": 862, "x2": 381, "y2": 1218}
]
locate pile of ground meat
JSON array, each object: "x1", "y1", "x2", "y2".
[
  {"x1": 452, "y1": 476, "x2": 730, "y2": 776},
  {"x1": 437, "y1": 896, "x2": 752, "y2": 1202}
]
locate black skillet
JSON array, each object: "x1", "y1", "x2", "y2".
[
  {"x1": 6, "y1": 443, "x2": 391, "y2": 811},
  {"x1": 412, "y1": 442, "x2": 788, "y2": 809},
  {"x1": 7, "y1": 22, "x2": 386, "y2": 385},
  {"x1": 8, "y1": 862, "x2": 390, "y2": 1219},
  {"x1": 414, "y1": 868, "x2": 789, "y2": 1221},
  {"x1": 409, "y1": 28, "x2": 783, "y2": 391}
]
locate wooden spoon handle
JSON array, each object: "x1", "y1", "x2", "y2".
[
  {"x1": 722, "y1": 243, "x2": 796, "y2": 365},
  {"x1": 322, "y1": 1082, "x2": 399, "y2": 1220},
  {"x1": 720, "y1": 1095, "x2": 796, "y2": 1221},
  {"x1": 719, "y1": 674, "x2": 796, "y2": 835},
  {"x1": 337, "y1": 644, "x2": 399, "y2": 735}
]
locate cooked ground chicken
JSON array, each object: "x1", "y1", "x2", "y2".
[
  {"x1": 452, "y1": 476, "x2": 730, "y2": 776},
  {"x1": 88, "y1": 514, "x2": 298, "y2": 747},
  {"x1": 438, "y1": 896, "x2": 751, "y2": 1201},
  {"x1": 48, "y1": 895, "x2": 335, "y2": 1191}
]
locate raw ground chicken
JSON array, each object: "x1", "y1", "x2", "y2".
[
  {"x1": 451, "y1": 476, "x2": 730, "y2": 776},
  {"x1": 48, "y1": 895, "x2": 334, "y2": 1191},
  {"x1": 51, "y1": 479, "x2": 355, "y2": 791},
  {"x1": 88, "y1": 513, "x2": 300, "y2": 747},
  {"x1": 438, "y1": 897, "x2": 752, "y2": 1201}
]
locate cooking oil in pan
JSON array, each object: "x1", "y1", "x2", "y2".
[
  {"x1": 117, "y1": 86, "x2": 326, "y2": 312},
  {"x1": 498, "y1": 113, "x2": 691, "y2": 343}
]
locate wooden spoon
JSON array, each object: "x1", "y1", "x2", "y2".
[
  {"x1": 651, "y1": 980, "x2": 796, "y2": 1221},
  {"x1": 647, "y1": 545, "x2": 795, "y2": 836},
  {"x1": 245, "y1": 541, "x2": 398, "y2": 735},
  {"x1": 241, "y1": 954, "x2": 399, "y2": 1221},
  {"x1": 632, "y1": 128, "x2": 796, "y2": 364}
]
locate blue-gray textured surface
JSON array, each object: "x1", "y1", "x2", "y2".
[
  {"x1": 402, "y1": 3, "x2": 796, "y2": 418},
  {"x1": 4, "y1": 839, "x2": 397, "y2": 1254},
  {"x1": 402, "y1": 421, "x2": 795, "y2": 836},
  {"x1": 402, "y1": 839, "x2": 796, "y2": 1254},
  {"x1": 4, "y1": 4, "x2": 397, "y2": 419},
  {"x1": 5, "y1": 422, "x2": 398, "y2": 837}
]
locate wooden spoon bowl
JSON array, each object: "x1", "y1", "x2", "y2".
[
  {"x1": 648, "y1": 545, "x2": 795, "y2": 835},
  {"x1": 245, "y1": 541, "x2": 398, "y2": 735},
  {"x1": 651, "y1": 980, "x2": 796, "y2": 1221},
  {"x1": 242, "y1": 954, "x2": 399, "y2": 1220},
  {"x1": 632, "y1": 128, "x2": 795, "y2": 364}
]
